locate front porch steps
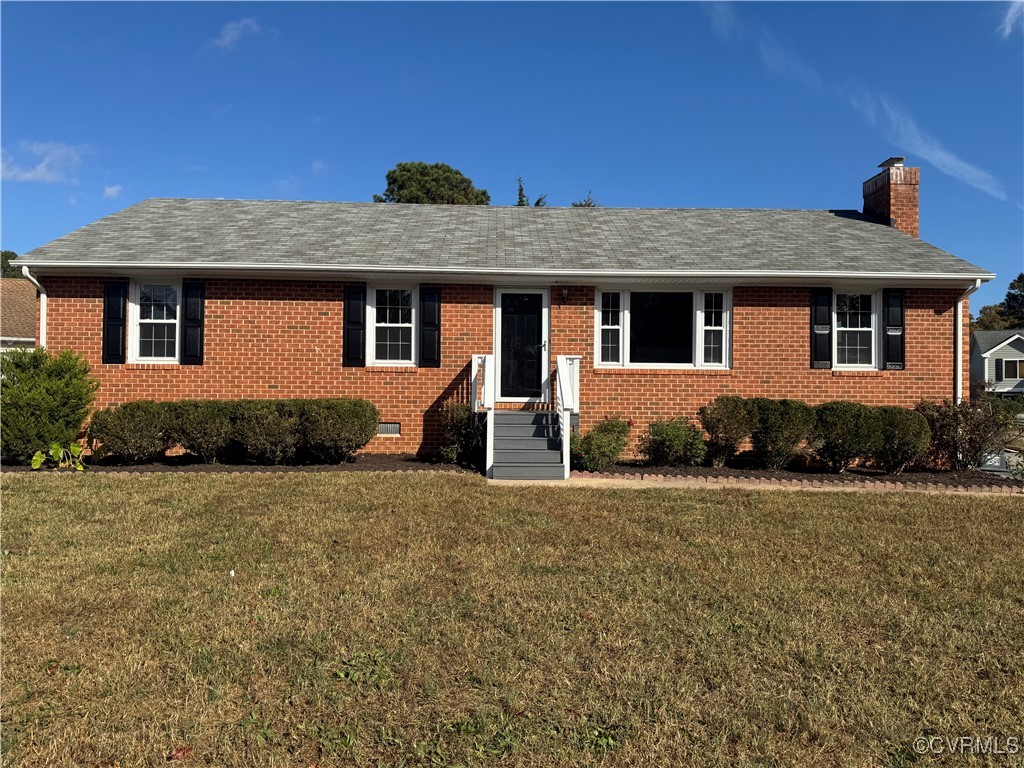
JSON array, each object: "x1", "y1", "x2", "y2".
[{"x1": 491, "y1": 410, "x2": 566, "y2": 480}]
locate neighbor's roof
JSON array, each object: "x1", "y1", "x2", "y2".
[
  {"x1": 972, "y1": 329, "x2": 1024, "y2": 354},
  {"x1": 16, "y1": 198, "x2": 992, "y2": 281},
  {"x1": 0, "y1": 278, "x2": 38, "y2": 341}
]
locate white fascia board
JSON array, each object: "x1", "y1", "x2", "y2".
[{"x1": 15, "y1": 260, "x2": 996, "y2": 284}]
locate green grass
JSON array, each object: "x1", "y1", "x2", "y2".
[{"x1": 1, "y1": 472, "x2": 1022, "y2": 767}]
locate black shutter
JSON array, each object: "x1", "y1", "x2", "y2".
[
  {"x1": 810, "y1": 288, "x2": 832, "y2": 369},
  {"x1": 882, "y1": 289, "x2": 905, "y2": 370},
  {"x1": 102, "y1": 280, "x2": 128, "y2": 364},
  {"x1": 180, "y1": 280, "x2": 205, "y2": 365},
  {"x1": 343, "y1": 284, "x2": 366, "y2": 367},
  {"x1": 995, "y1": 358, "x2": 1004, "y2": 382},
  {"x1": 420, "y1": 287, "x2": 441, "y2": 368}
]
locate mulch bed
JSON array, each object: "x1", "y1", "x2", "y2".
[
  {"x1": 1, "y1": 453, "x2": 477, "y2": 475},
  {"x1": 574, "y1": 462, "x2": 1022, "y2": 492}
]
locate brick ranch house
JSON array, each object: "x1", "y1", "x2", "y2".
[{"x1": 16, "y1": 158, "x2": 993, "y2": 479}]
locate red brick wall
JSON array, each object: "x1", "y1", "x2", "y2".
[{"x1": 42, "y1": 278, "x2": 966, "y2": 458}]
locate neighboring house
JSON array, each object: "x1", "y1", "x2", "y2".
[
  {"x1": 971, "y1": 329, "x2": 1024, "y2": 397},
  {"x1": 15, "y1": 158, "x2": 993, "y2": 478},
  {"x1": 0, "y1": 278, "x2": 38, "y2": 351}
]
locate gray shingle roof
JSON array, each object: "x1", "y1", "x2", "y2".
[
  {"x1": 972, "y1": 329, "x2": 1024, "y2": 353},
  {"x1": 17, "y1": 198, "x2": 991, "y2": 278}
]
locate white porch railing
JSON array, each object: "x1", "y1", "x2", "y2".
[
  {"x1": 471, "y1": 354, "x2": 496, "y2": 477},
  {"x1": 555, "y1": 355, "x2": 582, "y2": 479}
]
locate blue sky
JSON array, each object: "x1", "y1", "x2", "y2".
[{"x1": 2, "y1": 1, "x2": 1022, "y2": 307}]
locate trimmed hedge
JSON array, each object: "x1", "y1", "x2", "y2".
[
  {"x1": 571, "y1": 417, "x2": 631, "y2": 472},
  {"x1": 0, "y1": 348, "x2": 98, "y2": 464},
  {"x1": 813, "y1": 401, "x2": 883, "y2": 473},
  {"x1": 640, "y1": 418, "x2": 707, "y2": 467},
  {"x1": 749, "y1": 398, "x2": 816, "y2": 469},
  {"x1": 87, "y1": 397, "x2": 379, "y2": 466},
  {"x1": 89, "y1": 400, "x2": 172, "y2": 464},
  {"x1": 874, "y1": 406, "x2": 931, "y2": 475},
  {"x1": 698, "y1": 396, "x2": 756, "y2": 467}
]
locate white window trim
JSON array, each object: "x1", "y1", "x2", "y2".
[
  {"x1": 128, "y1": 279, "x2": 181, "y2": 364},
  {"x1": 593, "y1": 288, "x2": 732, "y2": 370},
  {"x1": 832, "y1": 289, "x2": 882, "y2": 371},
  {"x1": 367, "y1": 285, "x2": 417, "y2": 367},
  {"x1": 1004, "y1": 359, "x2": 1021, "y2": 381}
]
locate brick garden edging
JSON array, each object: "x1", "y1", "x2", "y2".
[{"x1": 569, "y1": 471, "x2": 1023, "y2": 495}]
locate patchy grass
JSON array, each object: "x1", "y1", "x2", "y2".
[{"x1": 1, "y1": 473, "x2": 1021, "y2": 767}]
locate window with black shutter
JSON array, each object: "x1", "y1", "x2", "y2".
[
  {"x1": 180, "y1": 280, "x2": 205, "y2": 365},
  {"x1": 419, "y1": 287, "x2": 441, "y2": 368},
  {"x1": 810, "y1": 288, "x2": 832, "y2": 369},
  {"x1": 102, "y1": 280, "x2": 128, "y2": 364},
  {"x1": 882, "y1": 289, "x2": 905, "y2": 370},
  {"x1": 343, "y1": 284, "x2": 367, "y2": 367}
]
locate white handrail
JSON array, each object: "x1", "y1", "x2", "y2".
[
  {"x1": 471, "y1": 354, "x2": 496, "y2": 477},
  {"x1": 555, "y1": 355, "x2": 576, "y2": 479}
]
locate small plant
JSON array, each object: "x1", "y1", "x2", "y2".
[
  {"x1": 698, "y1": 396, "x2": 756, "y2": 466},
  {"x1": 813, "y1": 401, "x2": 883, "y2": 473},
  {"x1": 570, "y1": 417, "x2": 630, "y2": 472},
  {"x1": 874, "y1": 406, "x2": 931, "y2": 474},
  {"x1": 749, "y1": 398, "x2": 816, "y2": 469},
  {"x1": 640, "y1": 418, "x2": 707, "y2": 466},
  {"x1": 31, "y1": 442, "x2": 85, "y2": 471},
  {"x1": 437, "y1": 397, "x2": 484, "y2": 467}
]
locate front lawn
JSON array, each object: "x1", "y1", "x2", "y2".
[{"x1": 1, "y1": 473, "x2": 1021, "y2": 767}]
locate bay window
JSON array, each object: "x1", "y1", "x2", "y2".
[{"x1": 596, "y1": 289, "x2": 729, "y2": 368}]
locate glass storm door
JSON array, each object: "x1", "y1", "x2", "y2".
[{"x1": 499, "y1": 292, "x2": 545, "y2": 399}]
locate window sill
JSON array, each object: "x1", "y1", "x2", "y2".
[
  {"x1": 594, "y1": 367, "x2": 733, "y2": 376},
  {"x1": 123, "y1": 362, "x2": 182, "y2": 370},
  {"x1": 831, "y1": 369, "x2": 887, "y2": 377},
  {"x1": 365, "y1": 365, "x2": 419, "y2": 374}
]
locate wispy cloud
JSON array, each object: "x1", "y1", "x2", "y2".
[
  {"x1": 703, "y1": 6, "x2": 1008, "y2": 202},
  {"x1": 103, "y1": 184, "x2": 123, "y2": 199},
  {"x1": 311, "y1": 160, "x2": 326, "y2": 174},
  {"x1": 703, "y1": 2, "x2": 741, "y2": 42},
  {"x1": 1, "y1": 141, "x2": 86, "y2": 183},
  {"x1": 209, "y1": 17, "x2": 261, "y2": 50},
  {"x1": 274, "y1": 176, "x2": 299, "y2": 196},
  {"x1": 999, "y1": 1, "x2": 1023, "y2": 38},
  {"x1": 757, "y1": 31, "x2": 823, "y2": 91}
]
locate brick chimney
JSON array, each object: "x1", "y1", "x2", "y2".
[{"x1": 862, "y1": 157, "x2": 920, "y2": 238}]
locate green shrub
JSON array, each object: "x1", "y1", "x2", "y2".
[
  {"x1": 813, "y1": 401, "x2": 883, "y2": 473},
  {"x1": 297, "y1": 398, "x2": 379, "y2": 463},
  {"x1": 437, "y1": 398, "x2": 484, "y2": 467},
  {"x1": 874, "y1": 406, "x2": 931, "y2": 475},
  {"x1": 0, "y1": 348, "x2": 97, "y2": 464},
  {"x1": 229, "y1": 400, "x2": 299, "y2": 465},
  {"x1": 571, "y1": 417, "x2": 630, "y2": 472},
  {"x1": 168, "y1": 400, "x2": 233, "y2": 463},
  {"x1": 88, "y1": 401, "x2": 172, "y2": 464},
  {"x1": 698, "y1": 396, "x2": 756, "y2": 467},
  {"x1": 749, "y1": 398, "x2": 815, "y2": 469},
  {"x1": 916, "y1": 398, "x2": 1024, "y2": 471},
  {"x1": 640, "y1": 418, "x2": 707, "y2": 467}
]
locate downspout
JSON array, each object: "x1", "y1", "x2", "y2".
[
  {"x1": 954, "y1": 278, "x2": 982, "y2": 404},
  {"x1": 21, "y1": 266, "x2": 46, "y2": 348}
]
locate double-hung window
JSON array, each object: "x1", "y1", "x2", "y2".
[
  {"x1": 130, "y1": 281, "x2": 180, "y2": 362},
  {"x1": 834, "y1": 292, "x2": 875, "y2": 367},
  {"x1": 1004, "y1": 360, "x2": 1020, "y2": 380},
  {"x1": 370, "y1": 287, "x2": 416, "y2": 365},
  {"x1": 596, "y1": 289, "x2": 729, "y2": 369}
]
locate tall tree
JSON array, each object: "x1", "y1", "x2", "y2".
[
  {"x1": 515, "y1": 177, "x2": 547, "y2": 207},
  {"x1": 1, "y1": 250, "x2": 22, "y2": 279},
  {"x1": 571, "y1": 191, "x2": 600, "y2": 208},
  {"x1": 373, "y1": 162, "x2": 490, "y2": 205},
  {"x1": 1002, "y1": 273, "x2": 1024, "y2": 327},
  {"x1": 971, "y1": 273, "x2": 1024, "y2": 330}
]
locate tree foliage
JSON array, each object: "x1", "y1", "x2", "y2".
[
  {"x1": 571, "y1": 191, "x2": 600, "y2": 208},
  {"x1": 515, "y1": 177, "x2": 547, "y2": 207},
  {"x1": 2, "y1": 250, "x2": 22, "y2": 279},
  {"x1": 373, "y1": 162, "x2": 489, "y2": 205},
  {"x1": 972, "y1": 273, "x2": 1024, "y2": 330}
]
